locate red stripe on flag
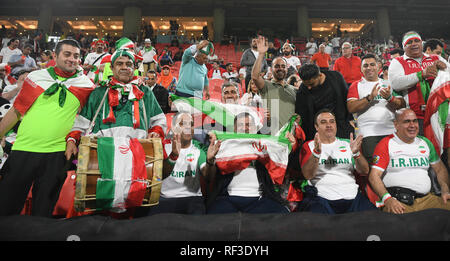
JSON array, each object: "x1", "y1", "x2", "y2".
[
  {"x1": 68, "y1": 86, "x2": 95, "y2": 109},
  {"x1": 13, "y1": 77, "x2": 45, "y2": 115},
  {"x1": 424, "y1": 81, "x2": 450, "y2": 154},
  {"x1": 126, "y1": 138, "x2": 147, "y2": 208}
]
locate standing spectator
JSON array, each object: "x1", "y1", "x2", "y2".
[
  {"x1": 333, "y1": 42, "x2": 363, "y2": 88},
  {"x1": 82, "y1": 39, "x2": 109, "y2": 83},
  {"x1": 282, "y1": 41, "x2": 301, "y2": 75},
  {"x1": 347, "y1": 54, "x2": 405, "y2": 163},
  {"x1": 0, "y1": 39, "x2": 21, "y2": 64},
  {"x1": 8, "y1": 44, "x2": 38, "y2": 75},
  {"x1": 305, "y1": 37, "x2": 318, "y2": 56},
  {"x1": 266, "y1": 42, "x2": 278, "y2": 66},
  {"x1": 240, "y1": 35, "x2": 269, "y2": 90},
  {"x1": 311, "y1": 44, "x2": 331, "y2": 71},
  {"x1": 139, "y1": 38, "x2": 158, "y2": 74},
  {"x1": 296, "y1": 64, "x2": 354, "y2": 141},
  {"x1": 331, "y1": 35, "x2": 341, "y2": 54},
  {"x1": 175, "y1": 40, "x2": 211, "y2": 99},
  {"x1": 145, "y1": 70, "x2": 170, "y2": 114},
  {"x1": 388, "y1": 31, "x2": 449, "y2": 135}
]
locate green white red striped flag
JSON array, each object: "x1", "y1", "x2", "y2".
[
  {"x1": 170, "y1": 94, "x2": 264, "y2": 130},
  {"x1": 96, "y1": 137, "x2": 148, "y2": 213},
  {"x1": 212, "y1": 116, "x2": 296, "y2": 185},
  {"x1": 424, "y1": 70, "x2": 450, "y2": 155}
]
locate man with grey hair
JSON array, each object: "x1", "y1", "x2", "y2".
[
  {"x1": 333, "y1": 42, "x2": 362, "y2": 88},
  {"x1": 221, "y1": 82, "x2": 240, "y2": 104}
]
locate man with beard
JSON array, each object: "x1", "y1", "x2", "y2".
[
  {"x1": 251, "y1": 35, "x2": 296, "y2": 135},
  {"x1": 240, "y1": 35, "x2": 269, "y2": 90},
  {"x1": 282, "y1": 41, "x2": 301, "y2": 75},
  {"x1": 83, "y1": 39, "x2": 109, "y2": 83}
]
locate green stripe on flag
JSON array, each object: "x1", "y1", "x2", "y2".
[
  {"x1": 96, "y1": 179, "x2": 115, "y2": 210},
  {"x1": 438, "y1": 100, "x2": 449, "y2": 130},
  {"x1": 97, "y1": 137, "x2": 115, "y2": 180},
  {"x1": 171, "y1": 94, "x2": 235, "y2": 128}
]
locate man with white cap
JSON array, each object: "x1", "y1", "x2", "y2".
[
  {"x1": 138, "y1": 38, "x2": 158, "y2": 75},
  {"x1": 388, "y1": 31, "x2": 450, "y2": 135}
]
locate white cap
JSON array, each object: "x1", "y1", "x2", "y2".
[{"x1": 144, "y1": 38, "x2": 151, "y2": 43}]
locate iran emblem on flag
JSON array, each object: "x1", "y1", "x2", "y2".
[{"x1": 95, "y1": 137, "x2": 148, "y2": 213}]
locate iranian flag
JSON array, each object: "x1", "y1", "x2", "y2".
[
  {"x1": 96, "y1": 137, "x2": 148, "y2": 213},
  {"x1": 212, "y1": 116, "x2": 297, "y2": 185},
  {"x1": 424, "y1": 70, "x2": 450, "y2": 156},
  {"x1": 171, "y1": 94, "x2": 264, "y2": 131}
]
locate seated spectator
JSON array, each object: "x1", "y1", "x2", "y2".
[
  {"x1": 39, "y1": 50, "x2": 55, "y2": 69},
  {"x1": 207, "y1": 61, "x2": 225, "y2": 80},
  {"x1": 143, "y1": 112, "x2": 216, "y2": 215},
  {"x1": 368, "y1": 108, "x2": 450, "y2": 214},
  {"x1": 205, "y1": 112, "x2": 290, "y2": 214},
  {"x1": 157, "y1": 65, "x2": 177, "y2": 94},
  {"x1": 299, "y1": 109, "x2": 376, "y2": 214},
  {"x1": 221, "y1": 63, "x2": 239, "y2": 83},
  {"x1": 286, "y1": 74, "x2": 301, "y2": 89},
  {"x1": 159, "y1": 47, "x2": 173, "y2": 66}
]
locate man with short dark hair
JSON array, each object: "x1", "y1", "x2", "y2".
[
  {"x1": 9, "y1": 44, "x2": 38, "y2": 75},
  {"x1": 424, "y1": 39, "x2": 444, "y2": 56},
  {"x1": 347, "y1": 54, "x2": 405, "y2": 163},
  {"x1": 0, "y1": 39, "x2": 95, "y2": 217},
  {"x1": 299, "y1": 109, "x2": 375, "y2": 214},
  {"x1": 0, "y1": 38, "x2": 21, "y2": 64},
  {"x1": 369, "y1": 108, "x2": 450, "y2": 214},
  {"x1": 296, "y1": 63, "x2": 354, "y2": 141},
  {"x1": 240, "y1": 35, "x2": 269, "y2": 90},
  {"x1": 146, "y1": 70, "x2": 170, "y2": 113}
]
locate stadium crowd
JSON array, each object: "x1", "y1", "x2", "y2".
[{"x1": 0, "y1": 25, "x2": 449, "y2": 218}]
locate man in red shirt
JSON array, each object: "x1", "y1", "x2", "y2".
[
  {"x1": 311, "y1": 44, "x2": 331, "y2": 71},
  {"x1": 333, "y1": 42, "x2": 362, "y2": 88}
]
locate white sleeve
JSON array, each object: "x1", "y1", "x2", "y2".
[
  {"x1": 388, "y1": 58, "x2": 419, "y2": 92},
  {"x1": 438, "y1": 55, "x2": 450, "y2": 73}
]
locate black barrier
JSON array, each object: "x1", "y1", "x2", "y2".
[{"x1": 0, "y1": 209, "x2": 449, "y2": 241}]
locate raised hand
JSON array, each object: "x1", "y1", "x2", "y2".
[
  {"x1": 349, "y1": 132, "x2": 363, "y2": 154},
  {"x1": 171, "y1": 133, "x2": 181, "y2": 158},
  {"x1": 313, "y1": 132, "x2": 321, "y2": 154},
  {"x1": 207, "y1": 133, "x2": 221, "y2": 163},
  {"x1": 256, "y1": 35, "x2": 269, "y2": 55}
]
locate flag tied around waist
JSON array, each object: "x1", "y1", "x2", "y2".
[
  {"x1": 424, "y1": 70, "x2": 450, "y2": 156},
  {"x1": 212, "y1": 116, "x2": 297, "y2": 185},
  {"x1": 96, "y1": 137, "x2": 148, "y2": 213}
]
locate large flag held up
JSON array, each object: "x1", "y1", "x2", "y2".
[{"x1": 424, "y1": 70, "x2": 450, "y2": 156}]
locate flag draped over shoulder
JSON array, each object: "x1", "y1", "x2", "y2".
[
  {"x1": 212, "y1": 116, "x2": 297, "y2": 185},
  {"x1": 424, "y1": 70, "x2": 450, "y2": 156},
  {"x1": 96, "y1": 137, "x2": 148, "y2": 213},
  {"x1": 170, "y1": 95, "x2": 264, "y2": 131}
]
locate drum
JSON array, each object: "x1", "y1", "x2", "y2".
[{"x1": 74, "y1": 136, "x2": 163, "y2": 212}]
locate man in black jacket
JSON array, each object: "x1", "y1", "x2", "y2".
[
  {"x1": 145, "y1": 70, "x2": 170, "y2": 113},
  {"x1": 295, "y1": 64, "x2": 354, "y2": 141}
]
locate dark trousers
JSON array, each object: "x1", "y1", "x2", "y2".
[
  {"x1": 362, "y1": 135, "x2": 387, "y2": 164},
  {"x1": 0, "y1": 150, "x2": 66, "y2": 217},
  {"x1": 207, "y1": 195, "x2": 289, "y2": 214},
  {"x1": 174, "y1": 90, "x2": 194, "y2": 98},
  {"x1": 300, "y1": 191, "x2": 376, "y2": 214}
]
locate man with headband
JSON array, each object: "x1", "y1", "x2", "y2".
[
  {"x1": 83, "y1": 39, "x2": 109, "y2": 83},
  {"x1": 388, "y1": 31, "x2": 450, "y2": 135},
  {"x1": 65, "y1": 38, "x2": 167, "y2": 159}
]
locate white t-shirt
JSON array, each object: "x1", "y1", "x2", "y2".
[
  {"x1": 0, "y1": 47, "x2": 22, "y2": 64},
  {"x1": 84, "y1": 52, "x2": 108, "y2": 80},
  {"x1": 139, "y1": 47, "x2": 157, "y2": 63},
  {"x1": 306, "y1": 42, "x2": 318, "y2": 55},
  {"x1": 372, "y1": 134, "x2": 440, "y2": 194},
  {"x1": 239, "y1": 67, "x2": 246, "y2": 78},
  {"x1": 300, "y1": 138, "x2": 359, "y2": 200},
  {"x1": 284, "y1": 55, "x2": 301, "y2": 71},
  {"x1": 222, "y1": 71, "x2": 239, "y2": 80},
  {"x1": 324, "y1": 44, "x2": 333, "y2": 54},
  {"x1": 347, "y1": 78, "x2": 402, "y2": 137},
  {"x1": 227, "y1": 163, "x2": 261, "y2": 197},
  {"x1": 331, "y1": 37, "x2": 341, "y2": 48},
  {"x1": 161, "y1": 140, "x2": 206, "y2": 198},
  {"x1": 2, "y1": 84, "x2": 19, "y2": 103},
  {"x1": 209, "y1": 69, "x2": 223, "y2": 80}
]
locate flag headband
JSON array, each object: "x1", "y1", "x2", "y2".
[{"x1": 402, "y1": 33, "x2": 422, "y2": 48}]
